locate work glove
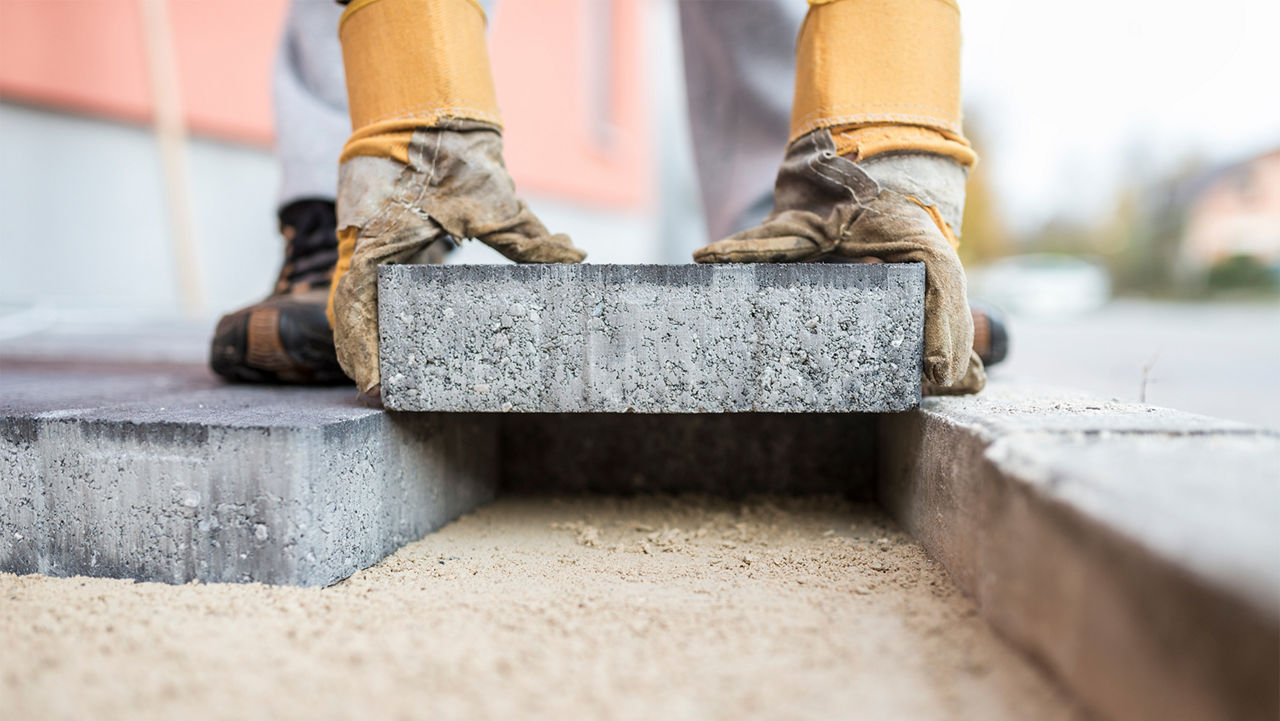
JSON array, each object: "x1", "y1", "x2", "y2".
[
  {"x1": 694, "y1": 132, "x2": 982, "y2": 392},
  {"x1": 694, "y1": 0, "x2": 983, "y2": 394},
  {"x1": 327, "y1": 0, "x2": 585, "y2": 395},
  {"x1": 329, "y1": 123, "x2": 584, "y2": 394}
]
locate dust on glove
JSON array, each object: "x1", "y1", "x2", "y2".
[{"x1": 327, "y1": 0, "x2": 585, "y2": 394}]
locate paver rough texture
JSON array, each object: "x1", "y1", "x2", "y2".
[
  {"x1": 377, "y1": 263, "x2": 925, "y2": 413},
  {"x1": 878, "y1": 383, "x2": 1280, "y2": 721},
  {"x1": 0, "y1": 362, "x2": 499, "y2": 587}
]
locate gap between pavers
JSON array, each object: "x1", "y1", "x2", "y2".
[{"x1": 878, "y1": 383, "x2": 1280, "y2": 721}]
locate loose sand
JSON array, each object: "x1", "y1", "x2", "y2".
[{"x1": 0, "y1": 496, "x2": 1085, "y2": 721}]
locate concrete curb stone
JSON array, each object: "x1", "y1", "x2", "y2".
[{"x1": 878, "y1": 383, "x2": 1280, "y2": 721}]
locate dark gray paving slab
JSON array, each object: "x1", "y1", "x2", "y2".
[
  {"x1": 377, "y1": 263, "x2": 924, "y2": 413},
  {"x1": 878, "y1": 383, "x2": 1280, "y2": 721},
  {"x1": 1, "y1": 360, "x2": 499, "y2": 587}
]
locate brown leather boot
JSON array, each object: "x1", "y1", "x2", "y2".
[
  {"x1": 209, "y1": 199, "x2": 347, "y2": 384},
  {"x1": 970, "y1": 301, "x2": 1009, "y2": 368}
]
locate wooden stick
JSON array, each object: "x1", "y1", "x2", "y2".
[{"x1": 138, "y1": 0, "x2": 204, "y2": 315}]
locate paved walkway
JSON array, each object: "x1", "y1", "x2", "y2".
[{"x1": 992, "y1": 299, "x2": 1280, "y2": 429}]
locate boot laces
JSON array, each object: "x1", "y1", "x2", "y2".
[{"x1": 274, "y1": 201, "x2": 339, "y2": 295}]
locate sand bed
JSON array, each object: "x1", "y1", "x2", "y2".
[{"x1": 0, "y1": 496, "x2": 1084, "y2": 720}]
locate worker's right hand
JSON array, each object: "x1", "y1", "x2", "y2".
[
  {"x1": 327, "y1": 0, "x2": 585, "y2": 396},
  {"x1": 327, "y1": 121, "x2": 585, "y2": 395}
]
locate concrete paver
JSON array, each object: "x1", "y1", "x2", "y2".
[
  {"x1": 378, "y1": 263, "x2": 925, "y2": 412},
  {"x1": 0, "y1": 360, "x2": 498, "y2": 586},
  {"x1": 879, "y1": 383, "x2": 1280, "y2": 721}
]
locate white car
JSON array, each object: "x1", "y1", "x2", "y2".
[{"x1": 969, "y1": 254, "x2": 1112, "y2": 317}]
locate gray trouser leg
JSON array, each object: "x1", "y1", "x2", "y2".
[
  {"x1": 274, "y1": 0, "x2": 348, "y2": 207},
  {"x1": 272, "y1": 0, "x2": 496, "y2": 208},
  {"x1": 678, "y1": 0, "x2": 803, "y2": 243}
]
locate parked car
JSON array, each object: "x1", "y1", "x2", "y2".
[{"x1": 969, "y1": 254, "x2": 1112, "y2": 316}]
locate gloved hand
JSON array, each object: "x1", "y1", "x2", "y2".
[
  {"x1": 694, "y1": 0, "x2": 984, "y2": 393},
  {"x1": 694, "y1": 130, "x2": 983, "y2": 391},
  {"x1": 327, "y1": 0, "x2": 584, "y2": 395},
  {"x1": 328, "y1": 122, "x2": 584, "y2": 394}
]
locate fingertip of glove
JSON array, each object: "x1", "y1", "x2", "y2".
[
  {"x1": 923, "y1": 356, "x2": 965, "y2": 388},
  {"x1": 356, "y1": 383, "x2": 383, "y2": 408},
  {"x1": 692, "y1": 243, "x2": 732, "y2": 263},
  {"x1": 542, "y1": 234, "x2": 586, "y2": 263}
]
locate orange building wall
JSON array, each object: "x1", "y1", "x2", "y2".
[
  {"x1": 1183, "y1": 151, "x2": 1280, "y2": 265},
  {"x1": 0, "y1": 0, "x2": 159, "y2": 127},
  {"x1": 0, "y1": 0, "x2": 651, "y2": 208}
]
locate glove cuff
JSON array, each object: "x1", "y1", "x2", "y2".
[
  {"x1": 858, "y1": 152, "x2": 968, "y2": 242},
  {"x1": 791, "y1": 0, "x2": 964, "y2": 144},
  {"x1": 831, "y1": 123, "x2": 977, "y2": 170},
  {"x1": 339, "y1": 0, "x2": 501, "y2": 142}
]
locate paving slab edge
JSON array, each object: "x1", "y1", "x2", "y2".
[
  {"x1": 1, "y1": 409, "x2": 500, "y2": 587},
  {"x1": 877, "y1": 383, "x2": 1280, "y2": 721},
  {"x1": 377, "y1": 263, "x2": 925, "y2": 413}
]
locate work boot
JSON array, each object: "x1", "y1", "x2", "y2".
[
  {"x1": 970, "y1": 301, "x2": 1009, "y2": 368},
  {"x1": 209, "y1": 199, "x2": 346, "y2": 384}
]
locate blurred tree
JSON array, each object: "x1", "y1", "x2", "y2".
[
  {"x1": 1207, "y1": 254, "x2": 1280, "y2": 294},
  {"x1": 958, "y1": 113, "x2": 1010, "y2": 265},
  {"x1": 1116, "y1": 154, "x2": 1207, "y2": 296},
  {"x1": 1015, "y1": 140, "x2": 1235, "y2": 298}
]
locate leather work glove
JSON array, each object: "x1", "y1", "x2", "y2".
[
  {"x1": 327, "y1": 0, "x2": 584, "y2": 395},
  {"x1": 694, "y1": 0, "x2": 984, "y2": 394},
  {"x1": 694, "y1": 131, "x2": 983, "y2": 392},
  {"x1": 329, "y1": 123, "x2": 584, "y2": 395}
]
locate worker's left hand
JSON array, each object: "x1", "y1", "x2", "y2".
[{"x1": 693, "y1": 129, "x2": 984, "y2": 393}]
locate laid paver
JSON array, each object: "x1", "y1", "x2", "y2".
[
  {"x1": 878, "y1": 384, "x2": 1280, "y2": 721},
  {"x1": 0, "y1": 361, "x2": 498, "y2": 586}
]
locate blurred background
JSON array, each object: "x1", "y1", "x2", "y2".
[{"x1": 1, "y1": 0, "x2": 1278, "y2": 427}]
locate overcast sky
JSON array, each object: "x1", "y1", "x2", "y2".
[{"x1": 959, "y1": 0, "x2": 1280, "y2": 232}]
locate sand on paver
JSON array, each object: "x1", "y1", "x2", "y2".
[{"x1": 0, "y1": 496, "x2": 1085, "y2": 721}]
